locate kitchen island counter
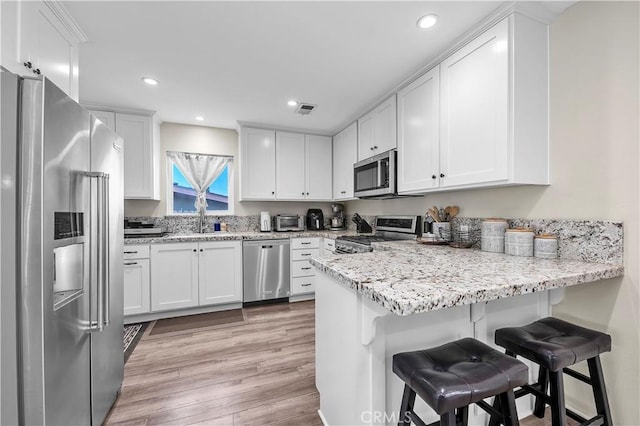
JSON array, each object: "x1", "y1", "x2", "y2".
[
  {"x1": 310, "y1": 240, "x2": 624, "y2": 425},
  {"x1": 309, "y1": 240, "x2": 623, "y2": 316}
]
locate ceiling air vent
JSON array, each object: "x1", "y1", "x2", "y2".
[{"x1": 295, "y1": 103, "x2": 317, "y2": 115}]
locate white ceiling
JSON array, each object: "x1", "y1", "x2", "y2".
[{"x1": 65, "y1": 1, "x2": 517, "y2": 134}]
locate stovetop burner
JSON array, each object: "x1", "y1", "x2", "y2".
[{"x1": 333, "y1": 215, "x2": 421, "y2": 254}]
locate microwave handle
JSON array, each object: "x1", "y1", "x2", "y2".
[{"x1": 377, "y1": 159, "x2": 383, "y2": 188}]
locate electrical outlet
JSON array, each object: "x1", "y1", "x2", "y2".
[{"x1": 460, "y1": 225, "x2": 469, "y2": 232}]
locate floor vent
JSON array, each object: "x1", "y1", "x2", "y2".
[{"x1": 295, "y1": 103, "x2": 317, "y2": 115}]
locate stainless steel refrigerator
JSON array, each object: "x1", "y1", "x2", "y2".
[{"x1": 1, "y1": 69, "x2": 124, "y2": 425}]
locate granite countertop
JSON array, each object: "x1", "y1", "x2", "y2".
[
  {"x1": 124, "y1": 230, "x2": 362, "y2": 244},
  {"x1": 309, "y1": 240, "x2": 624, "y2": 316}
]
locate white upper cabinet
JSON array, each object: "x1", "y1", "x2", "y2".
[
  {"x1": 357, "y1": 94, "x2": 397, "y2": 161},
  {"x1": 397, "y1": 67, "x2": 440, "y2": 193},
  {"x1": 1, "y1": 1, "x2": 84, "y2": 101},
  {"x1": 240, "y1": 127, "x2": 276, "y2": 200},
  {"x1": 440, "y1": 14, "x2": 548, "y2": 189},
  {"x1": 333, "y1": 122, "x2": 358, "y2": 200},
  {"x1": 275, "y1": 132, "x2": 306, "y2": 200},
  {"x1": 304, "y1": 134, "x2": 333, "y2": 200},
  {"x1": 397, "y1": 13, "x2": 549, "y2": 194},
  {"x1": 274, "y1": 132, "x2": 332, "y2": 201},
  {"x1": 88, "y1": 109, "x2": 161, "y2": 200},
  {"x1": 241, "y1": 127, "x2": 331, "y2": 201}
]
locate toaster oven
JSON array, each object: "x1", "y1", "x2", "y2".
[{"x1": 274, "y1": 214, "x2": 305, "y2": 232}]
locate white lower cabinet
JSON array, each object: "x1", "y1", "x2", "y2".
[
  {"x1": 290, "y1": 238, "x2": 320, "y2": 296},
  {"x1": 198, "y1": 241, "x2": 243, "y2": 305},
  {"x1": 150, "y1": 241, "x2": 242, "y2": 312},
  {"x1": 123, "y1": 245, "x2": 150, "y2": 316},
  {"x1": 150, "y1": 243, "x2": 200, "y2": 312}
]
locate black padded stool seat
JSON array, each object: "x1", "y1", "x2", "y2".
[
  {"x1": 492, "y1": 317, "x2": 613, "y2": 426},
  {"x1": 393, "y1": 338, "x2": 528, "y2": 425},
  {"x1": 495, "y1": 317, "x2": 611, "y2": 372}
]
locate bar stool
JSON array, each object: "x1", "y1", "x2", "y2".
[
  {"x1": 392, "y1": 337, "x2": 528, "y2": 426},
  {"x1": 492, "y1": 317, "x2": 612, "y2": 426}
]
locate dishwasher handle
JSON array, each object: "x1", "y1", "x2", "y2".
[{"x1": 261, "y1": 245, "x2": 273, "y2": 249}]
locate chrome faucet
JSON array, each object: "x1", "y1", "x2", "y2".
[{"x1": 198, "y1": 207, "x2": 207, "y2": 233}]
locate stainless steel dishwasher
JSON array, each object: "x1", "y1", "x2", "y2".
[{"x1": 242, "y1": 239, "x2": 290, "y2": 304}]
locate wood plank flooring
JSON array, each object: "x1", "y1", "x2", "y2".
[{"x1": 107, "y1": 300, "x2": 565, "y2": 425}]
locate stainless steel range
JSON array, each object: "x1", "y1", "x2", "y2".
[{"x1": 335, "y1": 215, "x2": 421, "y2": 254}]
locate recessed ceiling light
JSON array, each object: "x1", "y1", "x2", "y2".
[
  {"x1": 142, "y1": 77, "x2": 159, "y2": 86},
  {"x1": 195, "y1": 116, "x2": 204, "y2": 121},
  {"x1": 287, "y1": 100, "x2": 298, "y2": 107},
  {"x1": 417, "y1": 14, "x2": 438, "y2": 29}
]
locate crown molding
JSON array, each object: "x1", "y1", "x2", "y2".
[{"x1": 42, "y1": 0, "x2": 88, "y2": 43}]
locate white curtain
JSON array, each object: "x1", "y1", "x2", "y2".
[{"x1": 167, "y1": 152, "x2": 230, "y2": 212}]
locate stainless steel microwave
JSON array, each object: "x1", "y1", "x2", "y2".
[
  {"x1": 274, "y1": 214, "x2": 305, "y2": 232},
  {"x1": 354, "y1": 149, "x2": 397, "y2": 198}
]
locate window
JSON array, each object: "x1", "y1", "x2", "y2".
[{"x1": 167, "y1": 151, "x2": 234, "y2": 215}]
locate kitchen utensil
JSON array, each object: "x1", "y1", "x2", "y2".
[
  {"x1": 429, "y1": 207, "x2": 440, "y2": 222},
  {"x1": 439, "y1": 208, "x2": 446, "y2": 222},
  {"x1": 448, "y1": 206, "x2": 460, "y2": 219}
]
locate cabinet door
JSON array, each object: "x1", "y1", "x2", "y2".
[
  {"x1": 150, "y1": 243, "x2": 199, "y2": 312},
  {"x1": 17, "y1": 1, "x2": 79, "y2": 100},
  {"x1": 333, "y1": 122, "x2": 358, "y2": 200},
  {"x1": 397, "y1": 67, "x2": 440, "y2": 193},
  {"x1": 357, "y1": 111, "x2": 375, "y2": 161},
  {"x1": 305, "y1": 135, "x2": 332, "y2": 200},
  {"x1": 240, "y1": 127, "x2": 276, "y2": 200},
  {"x1": 275, "y1": 132, "x2": 305, "y2": 200},
  {"x1": 116, "y1": 113, "x2": 156, "y2": 199},
  {"x1": 198, "y1": 241, "x2": 242, "y2": 305},
  {"x1": 88, "y1": 110, "x2": 116, "y2": 131},
  {"x1": 123, "y1": 259, "x2": 150, "y2": 316},
  {"x1": 373, "y1": 94, "x2": 397, "y2": 154},
  {"x1": 440, "y1": 19, "x2": 509, "y2": 188}
]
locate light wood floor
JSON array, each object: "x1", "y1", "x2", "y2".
[{"x1": 107, "y1": 300, "x2": 565, "y2": 425}]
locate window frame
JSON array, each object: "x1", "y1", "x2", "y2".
[{"x1": 166, "y1": 152, "x2": 234, "y2": 216}]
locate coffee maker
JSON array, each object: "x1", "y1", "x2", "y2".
[
  {"x1": 306, "y1": 209, "x2": 324, "y2": 230},
  {"x1": 330, "y1": 204, "x2": 346, "y2": 230}
]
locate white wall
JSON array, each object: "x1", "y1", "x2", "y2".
[
  {"x1": 347, "y1": 2, "x2": 639, "y2": 423},
  {"x1": 124, "y1": 122, "x2": 333, "y2": 218}
]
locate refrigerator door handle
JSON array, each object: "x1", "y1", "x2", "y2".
[
  {"x1": 86, "y1": 172, "x2": 106, "y2": 332},
  {"x1": 102, "y1": 174, "x2": 110, "y2": 327}
]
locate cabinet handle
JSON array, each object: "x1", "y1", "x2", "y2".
[
  {"x1": 301, "y1": 242, "x2": 311, "y2": 245},
  {"x1": 193, "y1": 249, "x2": 197, "y2": 252},
  {"x1": 302, "y1": 267, "x2": 312, "y2": 270},
  {"x1": 34, "y1": 69, "x2": 41, "y2": 75},
  {"x1": 23, "y1": 61, "x2": 32, "y2": 69},
  {"x1": 262, "y1": 245, "x2": 273, "y2": 249},
  {"x1": 373, "y1": 145, "x2": 378, "y2": 149},
  {"x1": 301, "y1": 283, "x2": 312, "y2": 287},
  {"x1": 432, "y1": 175, "x2": 437, "y2": 179},
  {"x1": 440, "y1": 173, "x2": 445, "y2": 178},
  {"x1": 301, "y1": 253, "x2": 311, "y2": 257},
  {"x1": 200, "y1": 249, "x2": 203, "y2": 252},
  {"x1": 370, "y1": 146, "x2": 374, "y2": 151},
  {"x1": 124, "y1": 251, "x2": 138, "y2": 254},
  {"x1": 272, "y1": 191, "x2": 275, "y2": 195},
  {"x1": 306, "y1": 192, "x2": 309, "y2": 196},
  {"x1": 124, "y1": 262, "x2": 137, "y2": 266}
]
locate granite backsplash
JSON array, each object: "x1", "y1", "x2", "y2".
[{"x1": 125, "y1": 215, "x2": 622, "y2": 265}]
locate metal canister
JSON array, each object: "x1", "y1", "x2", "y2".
[
  {"x1": 505, "y1": 228, "x2": 534, "y2": 257},
  {"x1": 481, "y1": 219, "x2": 508, "y2": 253},
  {"x1": 534, "y1": 233, "x2": 558, "y2": 259}
]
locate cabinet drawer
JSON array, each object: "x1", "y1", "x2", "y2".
[
  {"x1": 292, "y1": 248, "x2": 320, "y2": 261},
  {"x1": 292, "y1": 260, "x2": 315, "y2": 277},
  {"x1": 323, "y1": 238, "x2": 336, "y2": 252},
  {"x1": 292, "y1": 276, "x2": 315, "y2": 294},
  {"x1": 292, "y1": 238, "x2": 320, "y2": 249},
  {"x1": 123, "y1": 245, "x2": 150, "y2": 259}
]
